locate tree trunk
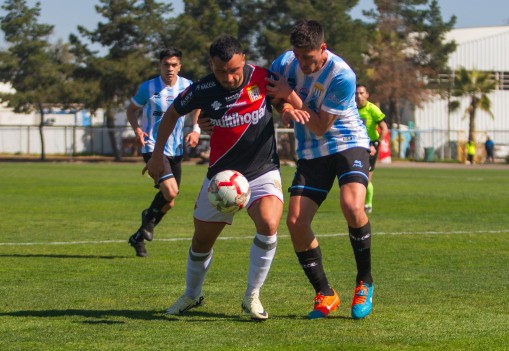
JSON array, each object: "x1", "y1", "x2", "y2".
[
  {"x1": 468, "y1": 96, "x2": 478, "y2": 143},
  {"x1": 106, "y1": 108, "x2": 121, "y2": 161},
  {"x1": 38, "y1": 104, "x2": 46, "y2": 161},
  {"x1": 468, "y1": 110, "x2": 476, "y2": 143}
]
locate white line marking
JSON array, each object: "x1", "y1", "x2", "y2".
[{"x1": 0, "y1": 230, "x2": 508, "y2": 247}]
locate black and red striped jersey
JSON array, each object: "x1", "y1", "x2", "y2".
[{"x1": 173, "y1": 64, "x2": 280, "y2": 181}]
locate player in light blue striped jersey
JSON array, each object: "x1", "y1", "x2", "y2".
[
  {"x1": 268, "y1": 20, "x2": 374, "y2": 320},
  {"x1": 127, "y1": 48, "x2": 200, "y2": 257}
]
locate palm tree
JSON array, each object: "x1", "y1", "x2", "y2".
[{"x1": 449, "y1": 67, "x2": 497, "y2": 143}]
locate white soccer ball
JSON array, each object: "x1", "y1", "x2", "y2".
[{"x1": 207, "y1": 170, "x2": 251, "y2": 213}]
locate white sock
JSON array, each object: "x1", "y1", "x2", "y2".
[
  {"x1": 184, "y1": 248, "x2": 213, "y2": 299},
  {"x1": 245, "y1": 233, "x2": 277, "y2": 297}
]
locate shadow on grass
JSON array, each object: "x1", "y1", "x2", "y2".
[
  {"x1": 0, "y1": 309, "x2": 167, "y2": 322},
  {"x1": 0, "y1": 309, "x2": 320, "y2": 322},
  {"x1": 0, "y1": 253, "x2": 125, "y2": 259}
]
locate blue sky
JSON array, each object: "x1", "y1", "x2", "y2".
[{"x1": 1, "y1": 0, "x2": 508, "y2": 49}]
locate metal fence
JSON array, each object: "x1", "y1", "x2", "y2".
[
  {"x1": 1, "y1": 125, "x2": 508, "y2": 163},
  {"x1": 390, "y1": 128, "x2": 509, "y2": 163}
]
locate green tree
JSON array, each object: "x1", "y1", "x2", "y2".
[
  {"x1": 170, "y1": 1, "x2": 368, "y2": 79},
  {"x1": 449, "y1": 67, "x2": 497, "y2": 143},
  {"x1": 364, "y1": 0, "x2": 456, "y2": 130},
  {"x1": 251, "y1": 0, "x2": 369, "y2": 72},
  {"x1": 69, "y1": 0, "x2": 176, "y2": 160},
  {"x1": 166, "y1": 0, "x2": 238, "y2": 80},
  {"x1": 0, "y1": 0, "x2": 71, "y2": 160}
]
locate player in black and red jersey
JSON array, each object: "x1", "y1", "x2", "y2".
[{"x1": 146, "y1": 35, "x2": 283, "y2": 321}]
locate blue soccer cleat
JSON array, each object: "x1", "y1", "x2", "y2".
[{"x1": 351, "y1": 281, "x2": 374, "y2": 319}]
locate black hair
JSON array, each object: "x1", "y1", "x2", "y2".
[
  {"x1": 290, "y1": 20, "x2": 324, "y2": 50},
  {"x1": 159, "y1": 47, "x2": 182, "y2": 62},
  {"x1": 209, "y1": 35, "x2": 243, "y2": 62}
]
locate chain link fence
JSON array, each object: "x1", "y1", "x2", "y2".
[{"x1": 1, "y1": 125, "x2": 509, "y2": 163}]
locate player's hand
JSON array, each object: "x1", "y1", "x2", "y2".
[
  {"x1": 135, "y1": 129, "x2": 148, "y2": 147},
  {"x1": 145, "y1": 156, "x2": 164, "y2": 180},
  {"x1": 265, "y1": 73, "x2": 293, "y2": 100},
  {"x1": 185, "y1": 132, "x2": 200, "y2": 148},
  {"x1": 369, "y1": 145, "x2": 376, "y2": 156},
  {"x1": 282, "y1": 108, "x2": 310, "y2": 126},
  {"x1": 198, "y1": 114, "x2": 214, "y2": 134}
]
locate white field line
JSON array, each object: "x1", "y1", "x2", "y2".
[{"x1": 0, "y1": 229, "x2": 508, "y2": 247}]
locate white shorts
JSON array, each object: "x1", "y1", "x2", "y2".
[{"x1": 194, "y1": 169, "x2": 284, "y2": 225}]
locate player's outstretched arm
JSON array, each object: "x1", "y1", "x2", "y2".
[{"x1": 126, "y1": 103, "x2": 147, "y2": 146}]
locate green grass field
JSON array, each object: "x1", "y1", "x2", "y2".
[{"x1": 0, "y1": 162, "x2": 508, "y2": 350}]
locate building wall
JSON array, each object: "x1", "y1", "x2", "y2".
[{"x1": 415, "y1": 26, "x2": 509, "y2": 146}]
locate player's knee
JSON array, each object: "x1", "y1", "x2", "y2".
[
  {"x1": 258, "y1": 216, "x2": 280, "y2": 235},
  {"x1": 160, "y1": 186, "x2": 178, "y2": 202},
  {"x1": 342, "y1": 200, "x2": 364, "y2": 216},
  {"x1": 191, "y1": 235, "x2": 212, "y2": 253},
  {"x1": 286, "y1": 214, "x2": 310, "y2": 234}
]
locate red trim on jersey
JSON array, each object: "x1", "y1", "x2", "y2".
[{"x1": 209, "y1": 66, "x2": 269, "y2": 167}]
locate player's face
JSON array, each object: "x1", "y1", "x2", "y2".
[
  {"x1": 355, "y1": 86, "x2": 369, "y2": 107},
  {"x1": 210, "y1": 53, "x2": 245, "y2": 90},
  {"x1": 292, "y1": 43, "x2": 327, "y2": 75},
  {"x1": 160, "y1": 56, "x2": 181, "y2": 86}
]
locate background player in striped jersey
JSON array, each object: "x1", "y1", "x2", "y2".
[
  {"x1": 268, "y1": 20, "x2": 374, "y2": 319},
  {"x1": 147, "y1": 35, "x2": 284, "y2": 321},
  {"x1": 355, "y1": 84, "x2": 389, "y2": 214},
  {"x1": 127, "y1": 48, "x2": 200, "y2": 257}
]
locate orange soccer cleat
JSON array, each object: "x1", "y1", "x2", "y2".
[{"x1": 308, "y1": 289, "x2": 340, "y2": 319}]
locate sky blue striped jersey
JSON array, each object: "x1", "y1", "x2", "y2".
[
  {"x1": 271, "y1": 50, "x2": 369, "y2": 160},
  {"x1": 131, "y1": 75, "x2": 192, "y2": 156}
]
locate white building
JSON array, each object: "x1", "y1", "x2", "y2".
[
  {"x1": 0, "y1": 82, "x2": 119, "y2": 155},
  {"x1": 413, "y1": 25, "x2": 509, "y2": 160}
]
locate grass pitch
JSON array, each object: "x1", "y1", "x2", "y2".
[{"x1": 0, "y1": 162, "x2": 508, "y2": 350}]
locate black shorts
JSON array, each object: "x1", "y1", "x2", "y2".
[
  {"x1": 369, "y1": 142, "x2": 381, "y2": 172},
  {"x1": 288, "y1": 147, "x2": 369, "y2": 206},
  {"x1": 142, "y1": 153, "x2": 183, "y2": 188}
]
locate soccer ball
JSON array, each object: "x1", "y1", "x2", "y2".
[{"x1": 207, "y1": 170, "x2": 251, "y2": 213}]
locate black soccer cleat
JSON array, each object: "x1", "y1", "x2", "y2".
[
  {"x1": 128, "y1": 233, "x2": 147, "y2": 257},
  {"x1": 139, "y1": 209, "x2": 156, "y2": 241}
]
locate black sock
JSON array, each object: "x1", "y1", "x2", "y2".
[
  {"x1": 349, "y1": 222, "x2": 373, "y2": 285},
  {"x1": 296, "y1": 247, "x2": 334, "y2": 295},
  {"x1": 147, "y1": 191, "x2": 168, "y2": 223},
  {"x1": 133, "y1": 231, "x2": 144, "y2": 242}
]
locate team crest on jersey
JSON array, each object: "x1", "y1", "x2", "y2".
[
  {"x1": 247, "y1": 85, "x2": 262, "y2": 102},
  {"x1": 312, "y1": 83, "x2": 324, "y2": 98}
]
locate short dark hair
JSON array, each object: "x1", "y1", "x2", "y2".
[
  {"x1": 159, "y1": 47, "x2": 182, "y2": 62},
  {"x1": 290, "y1": 20, "x2": 324, "y2": 50},
  {"x1": 209, "y1": 35, "x2": 243, "y2": 62}
]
